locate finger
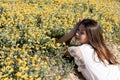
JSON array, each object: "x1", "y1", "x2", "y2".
[
  {"x1": 77, "y1": 18, "x2": 84, "y2": 25},
  {"x1": 77, "y1": 18, "x2": 86, "y2": 26},
  {"x1": 79, "y1": 18, "x2": 84, "y2": 22}
]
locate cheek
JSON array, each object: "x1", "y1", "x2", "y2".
[{"x1": 81, "y1": 35, "x2": 88, "y2": 41}]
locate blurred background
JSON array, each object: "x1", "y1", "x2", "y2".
[{"x1": 0, "y1": 0, "x2": 120, "y2": 80}]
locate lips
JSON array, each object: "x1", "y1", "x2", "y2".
[
  {"x1": 75, "y1": 38, "x2": 81, "y2": 43},
  {"x1": 75, "y1": 37, "x2": 81, "y2": 43}
]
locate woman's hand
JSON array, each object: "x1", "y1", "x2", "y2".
[
  {"x1": 56, "y1": 19, "x2": 83, "y2": 45},
  {"x1": 62, "y1": 46, "x2": 72, "y2": 57}
]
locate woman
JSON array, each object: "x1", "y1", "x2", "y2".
[{"x1": 56, "y1": 19, "x2": 120, "y2": 80}]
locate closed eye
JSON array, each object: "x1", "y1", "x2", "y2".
[{"x1": 80, "y1": 31, "x2": 84, "y2": 34}]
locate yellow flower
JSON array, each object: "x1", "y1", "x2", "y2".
[
  {"x1": 22, "y1": 74, "x2": 29, "y2": 80},
  {"x1": 15, "y1": 72, "x2": 22, "y2": 77},
  {"x1": 36, "y1": 78, "x2": 41, "y2": 80},
  {"x1": 56, "y1": 43, "x2": 61, "y2": 47},
  {"x1": 1, "y1": 67, "x2": 6, "y2": 72}
]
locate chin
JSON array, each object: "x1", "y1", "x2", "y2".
[{"x1": 75, "y1": 40, "x2": 81, "y2": 44}]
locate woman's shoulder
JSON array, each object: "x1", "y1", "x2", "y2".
[
  {"x1": 68, "y1": 46, "x2": 82, "y2": 58},
  {"x1": 68, "y1": 46, "x2": 79, "y2": 53},
  {"x1": 78, "y1": 43, "x2": 94, "y2": 57},
  {"x1": 68, "y1": 43, "x2": 94, "y2": 56},
  {"x1": 68, "y1": 43, "x2": 93, "y2": 51},
  {"x1": 79, "y1": 43, "x2": 93, "y2": 49}
]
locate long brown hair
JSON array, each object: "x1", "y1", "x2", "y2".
[{"x1": 78, "y1": 19, "x2": 118, "y2": 65}]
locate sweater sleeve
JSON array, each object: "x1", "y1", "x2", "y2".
[
  {"x1": 68, "y1": 46, "x2": 86, "y2": 72},
  {"x1": 68, "y1": 46, "x2": 81, "y2": 58}
]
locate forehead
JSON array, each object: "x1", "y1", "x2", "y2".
[{"x1": 78, "y1": 24, "x2": 86, "y2": 31}]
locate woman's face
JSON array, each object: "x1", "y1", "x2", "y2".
[{"x1": 75, "y1": 24, "x2": 88, "y2": 44}]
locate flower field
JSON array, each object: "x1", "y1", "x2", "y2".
[{"x1": 0, "y1": 0, "x2": 120, "y2": 80}]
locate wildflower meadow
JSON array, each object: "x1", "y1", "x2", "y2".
[{"x1": 0, "y1": 0, "x2": 120, "y2": 80}]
